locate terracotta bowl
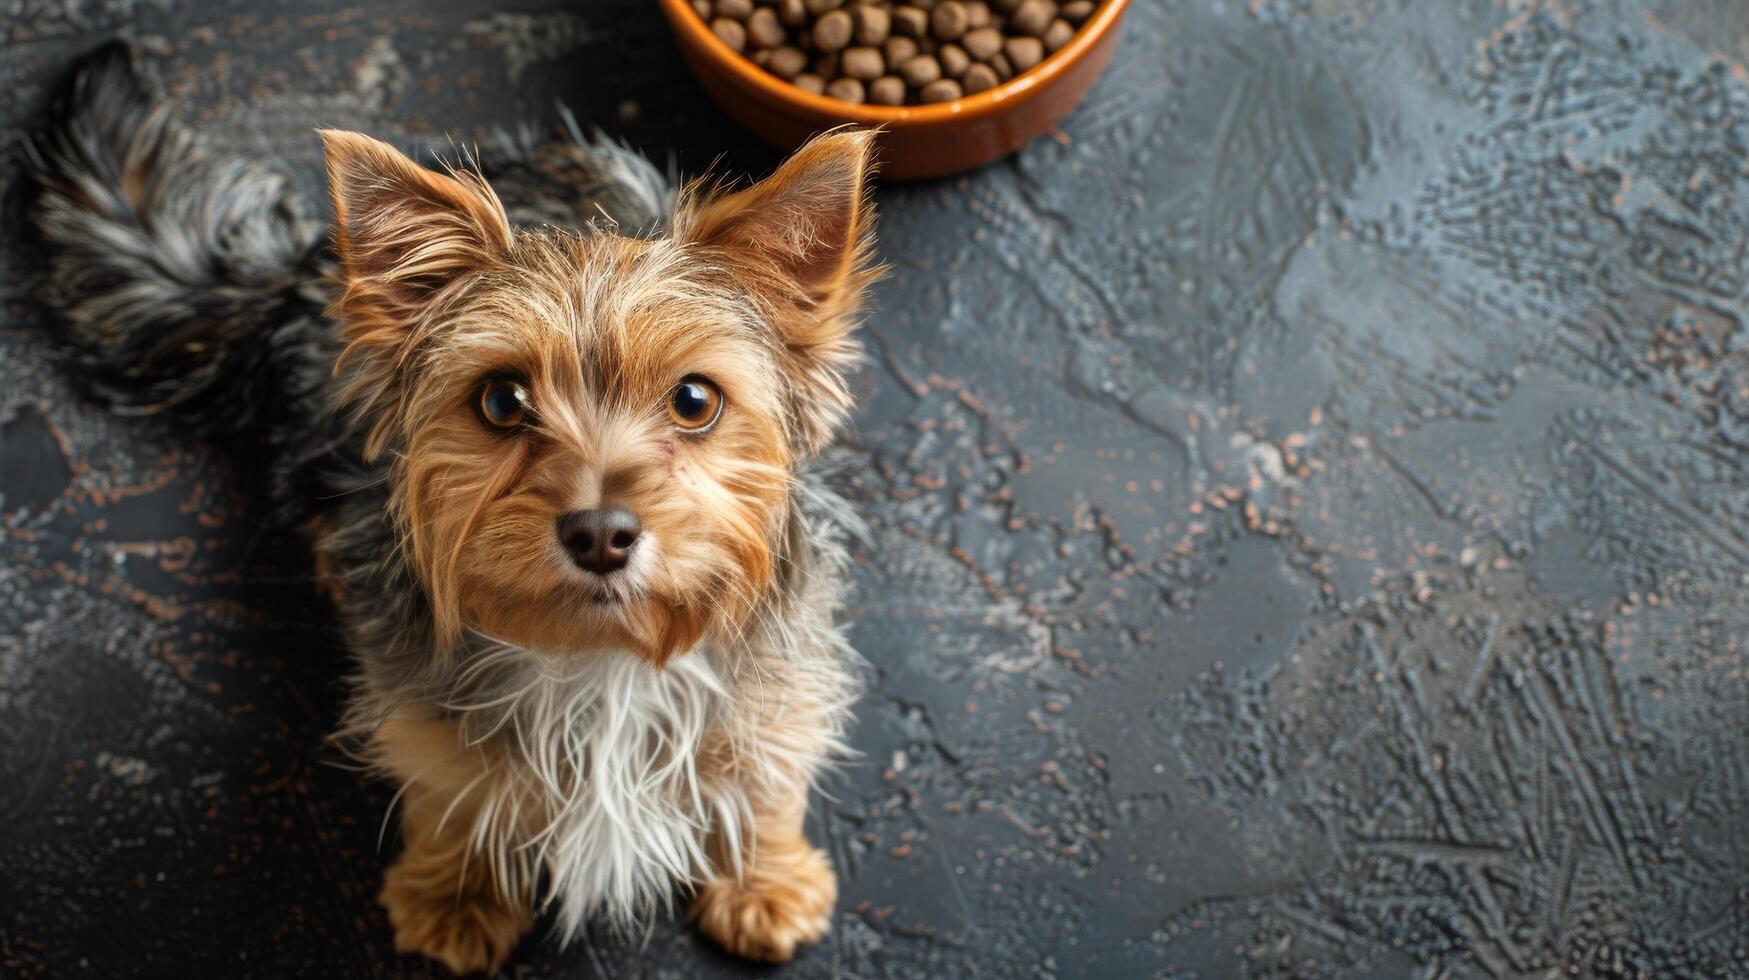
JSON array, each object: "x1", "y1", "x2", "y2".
[{"x1": 656, "y1": 0, "x2": 1132, "y2": 180}]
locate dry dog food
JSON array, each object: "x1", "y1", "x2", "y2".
[{"x1": 691, "y1": 0, "x2": 1101, "y2": 105}]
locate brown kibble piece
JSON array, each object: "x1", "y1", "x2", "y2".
[
  {"x1": 813, "y1": 9, "x2": 853, "y2": 50},
  {"x1": 919, "y1": 78, "x2": 963, "y2": 102},
  {"x1": 1042, "y1": 18, "x2": 1074, "y2": 52},
  {"x1": 794, "y1": 72, "x2": 826, "y2": 93},
  {"x1": 854, "y1": 4, "x2": 892, "y2": 44},
  {"x1": 962, "y1": 27, "x2": 1002, "y2": 60},
  {"x1": 804, "y1": 0, "x2": 843, "y2": 12},
  {"x1": 962, "y1": 61, "x2": 999, "y2": 93},
  {"x1": 899, "y1": 53, "x2": 943, "y2": 87},
  {"x1": 939, "y1": 43, "x2": 970, "y2": 78},
  {"x1": 768, "y1": 45, "x2": 808, "y2": 78},
  {"x1": 869, "y1": 75, "x2": 907, "y2": 105},
  {"x1": 931, "y1": 1, "x2": 969, "y2": 40},
  {"x1": 988, "y1": 49, "x2": 1014, "y2": 80},
  {"x1": 1004, "y1": 35, "x2": 1043, "y2": 71},
  {"x1": 826, "y1": 76, "x2": 866, "y2": 103},
  {"x1": 778, "y1": 0, "x2": 809, "y2": 26},
  {"x1": 884, "y1": 35, "x2": 919, "y2": 65},
  {"x1": 893, "y1": 5, "x2": 929, "y2": 37},
  {"x1": 751, "y1": 49, "x2": 772, "y2": 67},
  {"x1": 965, "y1": 1, "x2": 992, "y2": 27},
  {"x1": 1060, "y1": 0, "x2": 1093, "y2": 23},
  {"x1": 842, "y1": 46, "x2": 885, "y2": 80},
  {"x1": 715, "y1": 0, "x2": 753, "y2": 18},
  {"x1": 692, "y1": 0, "x2": 712, "y2": 20},
  {"x1": 747, "y1": 7, "x2": 787, "y2": 48},
  {"x1": 711, "y1": 18, "x2": 747, "y2": 53},
  {"x1": 1009, "y1": 0, "x2": 1055, "y2": 35}
]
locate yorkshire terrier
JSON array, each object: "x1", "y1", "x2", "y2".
[{"x1": 29, "y1": 43, "x2": 876, "y2": 973}]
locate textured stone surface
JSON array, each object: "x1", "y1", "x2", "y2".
[{"x1": 6, "y1": 0, "x2": 1749, "y2": 977}]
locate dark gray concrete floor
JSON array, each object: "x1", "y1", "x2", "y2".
[{"x1": 6, "y1": 0, "x2": 1749, "y2": 977}]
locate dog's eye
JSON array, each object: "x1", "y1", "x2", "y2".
[
  {"x1": 478, "y1": 379, "x2": 530, "y2": 429},
  {"x1": 667, "y1": 377, "x2": 723, "y2": 432}
]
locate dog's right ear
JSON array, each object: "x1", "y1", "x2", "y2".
[
  {"x1": 318, "y1": 131, "x2": 511, "y2": 457},
  {"x1": 319, "y1": 130, "x2": 511, "y2": 312}
]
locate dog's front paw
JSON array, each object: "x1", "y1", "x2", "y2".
[
  {"x1": 691, "y1": 843, "x2": 837, "y2": 963},
  {"x1": 380, "y1": 859, "x2": 532, "y2": 976}
]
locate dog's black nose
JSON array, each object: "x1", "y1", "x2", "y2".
[{"x1": 557, "y1": 508, "x2": 641, "y2": 575}]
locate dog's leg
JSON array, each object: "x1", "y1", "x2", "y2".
[
  {"x1": 691, "y1": 783, "x2": 837, "y2": 963},
  {"x1": 373, "y1": 716, "x2": 536, "y2": 976}
]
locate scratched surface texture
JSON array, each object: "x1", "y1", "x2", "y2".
[{"x1": 5, "y1": 0, "x2": 1749, "y2": 977}]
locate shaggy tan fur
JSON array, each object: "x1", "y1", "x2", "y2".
[{"x1": 375, "y1": 716, "x2": 536, "y2": 975}]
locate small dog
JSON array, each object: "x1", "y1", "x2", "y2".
[{"x1": 30, "y1": 44, "x2": 875, "y2": 973}]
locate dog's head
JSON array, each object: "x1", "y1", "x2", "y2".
[{"x1": 318, "y1": 129, "x2": 876, "y2": 664}]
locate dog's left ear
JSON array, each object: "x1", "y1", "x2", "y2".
[{"x1": 678, "y1": 129, "x2": 879, "y2": 451}]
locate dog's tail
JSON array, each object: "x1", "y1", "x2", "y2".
[{"x1": 26, "y1": 42, "x2": 333, "y2": 442}]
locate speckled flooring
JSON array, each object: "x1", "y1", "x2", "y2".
[{"x1": 6, "y1": 1, "x2": 1749, "y2": 977}]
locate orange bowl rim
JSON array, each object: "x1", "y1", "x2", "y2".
[{"x1": 656, "y1": 0, "x2": 1133, "y2": 128}]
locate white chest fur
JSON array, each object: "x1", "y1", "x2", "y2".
[{"x1": 450, "y1": 646, "x2": 748, "y2": 937}]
